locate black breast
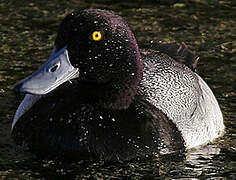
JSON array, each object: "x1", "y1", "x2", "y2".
[{"x1": 12, "y1": 86, "x2": 185, "y2": 161}]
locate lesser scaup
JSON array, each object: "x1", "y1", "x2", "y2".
[{"x1": 12, "y1": 9, "x2": 224, "y2": 161}]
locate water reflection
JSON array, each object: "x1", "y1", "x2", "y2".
[{"x1": 185, "y1": 145, "x2": 222, "y2": 177}]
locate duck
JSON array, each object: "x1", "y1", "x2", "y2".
[{"x1": 12, "y1": 9, "x2": 224, "y2": 161}]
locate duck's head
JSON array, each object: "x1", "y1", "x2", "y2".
[{"x1": 15, "y1": 9, "x2": 143, "y2": 109}]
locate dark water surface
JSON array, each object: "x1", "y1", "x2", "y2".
[{"x1": 0, "y1": 0, "x2": 235, "y2": 179}]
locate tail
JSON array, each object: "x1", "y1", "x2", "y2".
[{"x1": 156, "y1": 42, "x2": 199, "y2": 72}]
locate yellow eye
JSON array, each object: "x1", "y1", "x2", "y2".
[{"x1": 92, "y1": 31, "x2": 102, "y2": 41}]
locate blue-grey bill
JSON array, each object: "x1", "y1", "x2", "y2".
[
  {"x1": 11, "y1": 94, "x2": 43, "y2": 130},
  {"x1": 16, "y1": 46, "x2": 79, "y2": 95},
  {"x1": 12, "y1": 46, "x2": 79, "y2": 130}
]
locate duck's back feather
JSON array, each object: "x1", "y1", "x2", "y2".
[{"x1": 139, "y1": 51, "x2": 224, "y2": 148}]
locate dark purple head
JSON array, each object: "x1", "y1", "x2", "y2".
[{"x1": 15, "y1": 9, "x2": 143, "y2": 109}]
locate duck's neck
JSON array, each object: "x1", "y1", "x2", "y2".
[
  {"x1": 103, "y1": 54, "x2": 143, "y2": 110},
  {"x1": 74, "y1": 55, "x2": 143, "y2": 110}
]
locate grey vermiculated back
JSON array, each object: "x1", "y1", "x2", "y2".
[{"x1": 139, "y1": 51, "x2": 224, "y2": 148}]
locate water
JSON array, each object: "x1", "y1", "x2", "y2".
[{"x1": 0, "y1": 0, "x2": 235, "y2": 179}]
